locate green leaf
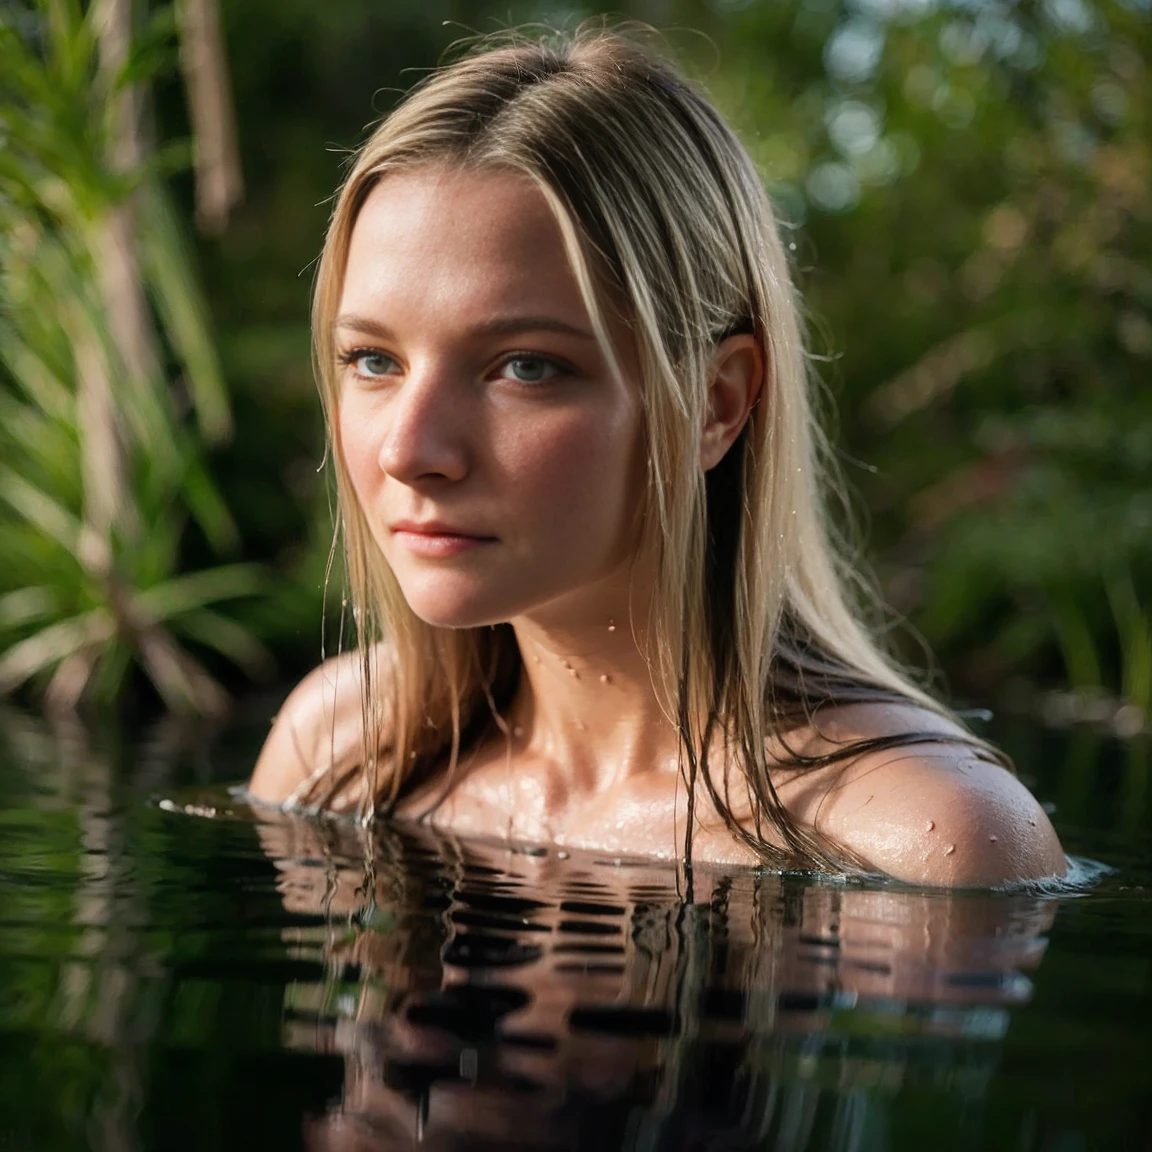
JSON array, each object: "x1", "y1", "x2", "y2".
[
  {"x1": 0, "y1": 608, "x2": 113, "y2": 692},
  {"x1": 138, "y1": 184, "x2": 232, "y2": 443},
  {"x1": 171, "y1": 608, "x2": 275, "y2": 677},
  {"x1": 134, "y1": 563, "x2": 266, "y2": 621},
  {"x1": 177, "y1": 446, "x2": 239, "y2": 554},
  {"x1": 0, "y1": 587, "x2": 62, "y2": 629},
  {"x1": 0, "y1": 467, "x2": 82, "y2": 554}
]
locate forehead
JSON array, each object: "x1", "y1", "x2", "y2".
[{"x1": 340, "y1": 166, "x2": 590, "y2": 326}]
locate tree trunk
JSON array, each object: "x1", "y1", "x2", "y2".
[{"x1": 177, "y1": 0, "x2": 244, "y2": 235}]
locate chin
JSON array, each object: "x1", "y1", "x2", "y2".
[
  {"x1": 396, "y1": 578, "x2": 523, "y2": 630},
  {"x1": 407, "y1": 604, "x2": 511, "y2": 630}
]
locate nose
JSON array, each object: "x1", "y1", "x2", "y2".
[{"x1": 376, "y1": 361, "x2": 470, "y2": 485}]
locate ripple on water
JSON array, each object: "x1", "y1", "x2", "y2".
[{"x1": 2, "y1": 752, "x2": 1149, "y2": 1151}]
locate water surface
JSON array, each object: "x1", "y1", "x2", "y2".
[{"x1": 0, "y1": 705, "x2": 1148, "y2": 1151}]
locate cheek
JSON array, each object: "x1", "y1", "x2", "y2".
[
  {"x1": 505, "y1": 406, "x2": 643, "y2": 543},
  {"x1": 336, "y1": 400, "x2": 381, "y2": 504}
]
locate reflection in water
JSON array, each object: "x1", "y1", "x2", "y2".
[{"x1": 254, "y1": 813, "x2": 1056, "y2": 1152}]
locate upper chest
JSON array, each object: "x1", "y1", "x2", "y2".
[{"x1": 397, "y1": 745, "x2": 769, "y2": 866}]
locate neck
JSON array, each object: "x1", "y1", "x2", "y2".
[{"x1": 507, "y1": 607, "x2": 680, "y2": 795}]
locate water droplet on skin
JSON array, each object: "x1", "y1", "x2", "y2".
[
  {"x1": 569, "y1": 668, "x2": 578, "y2": 677},
  {"x1": 557, "y1": 851, "x2": 570, "y2": 860},
  {"x1": 989, "y1": 835, "x2": 998, "y2": 843},
  {"x1": 607, "y1": 619, "x2": 616, "y2": 632},
  {"x1": 926, "y1": 820, "x2": 935, "y2": 832},
  {"x1": 600, "y1": 674, "x2": 610, "y2": 684},
  {"x1": 944, "y1": 844, "x2": 956, "y2": 855}
]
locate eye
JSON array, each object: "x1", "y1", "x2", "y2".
[
  {"x1": 339, "y1": 348, "x2": 399, "y2": 379},
  {"x1": 494, "y1": 355, "x2": 568, "y2": 385}
]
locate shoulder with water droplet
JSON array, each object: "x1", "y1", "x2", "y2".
[{"x1": 772, "y1": 700, "x2": 1067, "y2": 888}]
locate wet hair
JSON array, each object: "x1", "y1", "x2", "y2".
[{"x1": 303, "y1": 23, "x2": 1007, "y2": 870}]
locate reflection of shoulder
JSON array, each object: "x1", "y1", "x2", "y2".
[
  {"x1": 248, "y1": 645, "x2": 387, "y2": 807},
  {"x1": 775, "y1": 702, "x2": 1066, "y2": 887}
]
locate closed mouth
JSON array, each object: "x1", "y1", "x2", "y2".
[
  {"x1": 389, "y1": 521, "x2": 495, "y2": 539},
  {"x1": 388, "y1": 524, "x2": 497, "y2": 557}
]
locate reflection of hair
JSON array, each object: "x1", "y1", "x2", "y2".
[{"x1": 306, "y1": 25, "x2": 1004, "y2": 867}]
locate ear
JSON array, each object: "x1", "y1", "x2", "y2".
[{"x1": 699, "y1": 333, "x2": 763, "y2": 472}]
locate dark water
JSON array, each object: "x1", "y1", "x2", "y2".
[{"x1": 1, "y1": 704, "x2": 1149, "y2": 1151}]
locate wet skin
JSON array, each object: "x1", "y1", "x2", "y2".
[{"x1": 250, "y1": 167, "x2": 1066, "y2": 887}]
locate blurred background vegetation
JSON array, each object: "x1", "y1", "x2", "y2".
[{"x1": 1, "y1": 0, "x2": 1149, "y2": 733}]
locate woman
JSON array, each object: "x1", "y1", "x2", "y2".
[{"x1": 249, "y1": 26, "x2": 1065, "y2": 886}]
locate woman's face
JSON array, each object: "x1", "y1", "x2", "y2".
[{"x1": 334, "y1": 166, "x2": 646, "y2": 629}]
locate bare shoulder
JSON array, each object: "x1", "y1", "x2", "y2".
[
  {"x1": 247, "y1": 645, "x2": 386, "y2": 806},
  {"x1": 774, "y1": 701, "x2": 1067, "y2": 887}
]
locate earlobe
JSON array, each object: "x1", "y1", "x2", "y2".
[{"x1": 700, "y1": 334, "x2": 763, "y2": 472}]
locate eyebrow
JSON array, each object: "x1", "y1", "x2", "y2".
[{"x1": 334, "y1": 313, "x2": 596, "y2": 342}]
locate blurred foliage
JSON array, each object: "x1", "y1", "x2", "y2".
[
  {"x1": 693, "y1": 0, "x2": 1152, "y2": 714},
  {"x1": 740, "y1": 0, "x2": 1152, "y2": 712},
  {"x1": 2, "y1": 0, "x2": 1150, "y2": 718},
  {"x1": 0, "y1": 0, "x2": 269, "y2": 713}
]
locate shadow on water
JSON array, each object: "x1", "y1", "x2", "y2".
[{"x1": 0, "y1": 702, "x2": 1149, "y2": 1152}]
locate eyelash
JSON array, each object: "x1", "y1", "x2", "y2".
[
  {"x1": 495, "y1": 351, "x2": 573, "y2": 386},
  {"x1": 337, "y1": 347, "x2": 398, "y2": 378},
  {"x1": 336, "y1": 347, "x2": 574, "y2": 386}
]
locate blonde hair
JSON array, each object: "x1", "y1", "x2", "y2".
[{"x1": 305, "y1": 25, "x2": 998, "y2": 869}]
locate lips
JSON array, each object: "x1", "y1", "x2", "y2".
[
  {"x1": 389, "y1": 519, "x2": 490, "y2": 537},
  {"x1": 388, "y1": 519, "x2": 495, "y2": 558}
]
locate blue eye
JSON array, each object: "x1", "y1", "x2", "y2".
[
  {"x1": 497, "y1": 356, "x2": 565, "y2": 384},
  {"x1": 341, "y1": 349, "x2": 397, "y2": 378}
]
